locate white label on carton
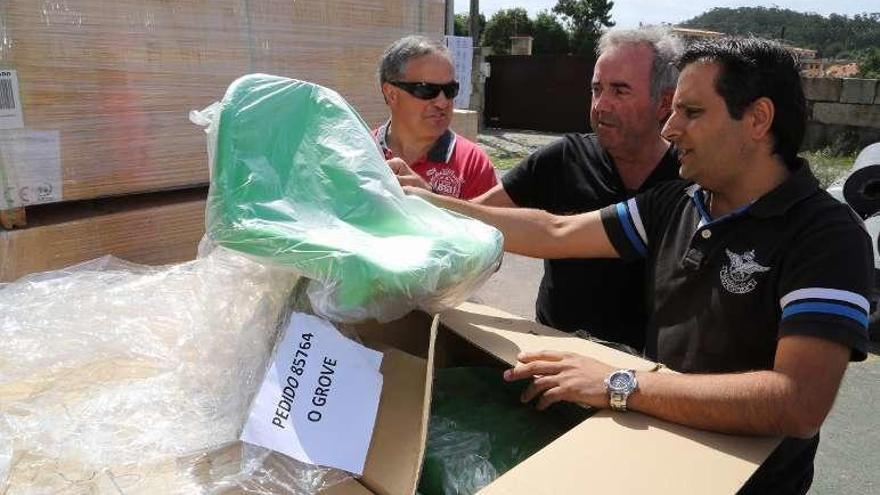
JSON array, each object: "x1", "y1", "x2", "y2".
[
  {"x1": 0, "y1": 130, "x2": 62, "y2": 208},
  {"x1": 0, "y1": 70, "x2": 24, "y2": 130},
  {"x1": 241, "y1": 313, "x2": 384, "y2": 475}
]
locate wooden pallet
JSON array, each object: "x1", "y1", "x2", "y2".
[{"x1": 0, "y1": 188, "x2": 208, "y2": 282}]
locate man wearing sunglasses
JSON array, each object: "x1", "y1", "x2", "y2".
[
  {"x1": 375, "y1": 35, "x2": 497, "y2": 200},
  {"x1": 472, "y1": 27, "x2": 683, "y2": 353}
]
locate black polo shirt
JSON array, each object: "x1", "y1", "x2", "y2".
[
  {"x1": 503, "y1": 133, "x2": 680, "y2": 349},
  {"x1": 600, "y1": 162, "x2": 871, "y2": 495}
]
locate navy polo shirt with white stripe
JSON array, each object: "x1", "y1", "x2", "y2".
[{"x1": 599, "y1": 162, "x2": 872, "y2": 494}]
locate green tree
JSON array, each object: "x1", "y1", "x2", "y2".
[
  {"x1": 680, "y1": 7, "x2": 880, "y2": 59},
  {"x1": 454, "y1": 13, "x2": 487, "y2": 38},
  {"x1": 552, "y1": 0, "x2": 615, "y2": 55},
  {"x1": 858, "y1": 48, "x2": 880, "y2": 79},
  {"x1": 532, "y1": 10, "x2": 570, "y2": 54},
  {"x1": 482, "y1": 8, "x2": 533, "y2": 55}
]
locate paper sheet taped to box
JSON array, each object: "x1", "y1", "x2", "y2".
[
  {"x1": 241, "y1": 312, "x2": 384, "y2": 475},
  {"x1": 0, "y1": 129, "x2": 61, "y2": 207}
]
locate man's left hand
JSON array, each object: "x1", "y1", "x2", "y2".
[
  {"x1": 504, "y1": 350, "x2": 614, "y2": 410},
  {"x1": 387, "y1": 158, "x2": 431, "y2": 191}
]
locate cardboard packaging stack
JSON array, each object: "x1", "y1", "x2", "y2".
[
  {"x1": 325, "y1": 303, "x2": 779, "y2": 495},
  {"x1": 0, "y1": 0, "x2": 445, "y2": 282}
]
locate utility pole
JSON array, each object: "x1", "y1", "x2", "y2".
[
  {"x1": 469, "y1": 0, "x2": 480, "y2": 46},
  {"x1": 446, "y1": 0, "x2": 454, "y2": 35}
]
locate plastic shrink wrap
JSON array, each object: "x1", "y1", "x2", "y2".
[
  {"x1": 192, "y1": 74, "x2": 503, "y2": 323},
  {"x1": 0, "y1": 248, "x2": 350, "y2": 494}
]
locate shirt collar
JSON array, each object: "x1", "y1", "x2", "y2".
[
  {"x1": 684, "y1": 158, "x2": 819, "y2": 220},
  {"x1": 377, "y1": 120, "x2": 456, "y2": 164},
  {"x1": 748, "y1": 159, "x2": 819, "y2": 218}
]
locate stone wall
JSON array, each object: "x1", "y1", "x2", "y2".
[{"x1": 803, "y1": 78, "x2": 880, "y2": 152}]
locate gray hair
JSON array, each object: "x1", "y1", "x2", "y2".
[
  {"x1": 378, "y1": 35, "x2": 453, "y2": 85},
  {"x1": 597, "y1": 27, "x2": 683, "y2": 102}
]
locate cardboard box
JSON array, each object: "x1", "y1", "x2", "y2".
[
  {"x1": 0, "y1": 300, "x2": 778, "y2": 493},
  {"x1": 331, "y1": 302, "x2": 780, "y2": 494},
  {"x1": 0, "y1": 0, "x2": 445, "y2": 206},
  {"x1": 0, "y1": 188, "x2": 206, "y2": 282}
]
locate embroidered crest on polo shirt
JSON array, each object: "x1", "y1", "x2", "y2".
[
  {"x1": 427, "y1": 168, "x2": 463, "y2": 198},
  {"x1": 720, "y1": 249, "x2": 771, "y2": 294}
]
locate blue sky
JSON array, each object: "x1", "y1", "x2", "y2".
[{"x1": 453, "y1": 1, "x2": 879, "y2": 28}]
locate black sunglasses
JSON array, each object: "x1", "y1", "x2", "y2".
[{"x1": 388, "y1": 80, "x2": 460, "y2": 100}]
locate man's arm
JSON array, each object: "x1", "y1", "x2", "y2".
[
  {"x1": 405, "y1": 186, "x2": 618, "y2": 260},
  {"x1": 508, "y1": 334, "x2": 849, "y2": 438},
  {"x1": 472, "y1": 183, "x2": 516, "y2": 207}
]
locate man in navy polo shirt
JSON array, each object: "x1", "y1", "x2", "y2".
[
  {"x1": 408, "y1": 38, "x2": 871, "y2": 494},
  {"x1": 374, "y1": 35, "x2": 497, "y2": 200}
]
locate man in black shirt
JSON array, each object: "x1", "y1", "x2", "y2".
[
  {"x1": 412, "y1": 38, "x2": 871, "y2": 494},
  {"x1": 474, "y1": 27, "x2": 683, "y2": 349}
]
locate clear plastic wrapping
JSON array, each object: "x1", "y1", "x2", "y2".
[
  {"x1": 0, "y1": 0, "x2": 445, "y2": 205},
  {"x1": 193, "y1": 74, "x2": 503, "y2": 323},
  {"x1": 0, "y1": 248, "x2": 349, "y2": 494}
]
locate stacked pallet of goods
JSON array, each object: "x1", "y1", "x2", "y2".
[{"x1": 0, "y1": 0, "x2": 445, "y2": 281}]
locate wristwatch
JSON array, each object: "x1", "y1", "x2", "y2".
[{"x1": 605, "y1": 369, "x2": 638, "y2": 412}]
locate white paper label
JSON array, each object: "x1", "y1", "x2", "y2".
[
  {"x1": 444, "y1": 36, "x2": 473, "y2": 109},
  {"x1": 0, "y1": 70, "x2": 24, "y2": 130},
  {"x1": 0, "y1": 130, "x2": 62, "y2": 208},
  {"x1": 240, "y1": 313, "x2": 384, "y2": 475}
]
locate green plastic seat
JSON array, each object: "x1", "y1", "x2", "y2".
[{"x1": 202, "y1": 74, "x2": 502, "y2": 322}]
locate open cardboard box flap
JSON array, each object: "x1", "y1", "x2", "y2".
[
  {"x1": 325, "y1": 302, "x2": 779, "y2": 494},
  {"x1": 442, "y1": 303, "x2": 780, "y2": 495}
]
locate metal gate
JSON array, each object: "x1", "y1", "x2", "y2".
[{"x1": 484, "y1": 55, "x2": 594, "y2": 133}]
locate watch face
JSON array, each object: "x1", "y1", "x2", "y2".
[{"x1": 608, "y1": 371, "x2": 633, "y2": 391}]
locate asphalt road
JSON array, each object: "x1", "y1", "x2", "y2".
[{"x1": 471, "y1": 253, "x2": 879, "y2": 495}]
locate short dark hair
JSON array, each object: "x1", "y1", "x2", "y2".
[{"x1": 679, "y1": 37, "x2": 806, "y2": 168}]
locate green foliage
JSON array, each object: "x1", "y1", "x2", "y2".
[
  {"x1": 479, "y1": 1, "x2": 612, "y2": 56},
  {"x1": 454, "y1": 12, "x2": 487, "y2": 38},
  {"x1": 483, "y1": 8, "x2": 533, "y2": 55},
  {"x1": 532, "y1": 10, "x2": 570, "y2": 54},
  {"x1": 801, "y1": 150, "x2": 854, "y2": 189},
  {"x1": 552, "y1": 0, "x2": 615, "y2": 54},
  {"x1": 680, "y1": 7, "x2": 880, "y2": 59},
  {"x1": 858, "y1": 48, "x2": 880, "y2": 79}
]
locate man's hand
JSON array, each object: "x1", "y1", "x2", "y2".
[
  {"x1": 387, "y1": 158, "x2": 431, "y2": 190},
  {"x1": 402, "y1": 185, "x2": 437, "y2": 202},
  {"x1": 503, "y1": 350, "x2": 614, "y2": 410}
]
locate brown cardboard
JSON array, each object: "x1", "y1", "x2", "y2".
[
  {"x1": 321, "y1": 311, "x2": 438, "y2": 495},
  {"x1": 0, "y1": 188, "x2": 207, "y2": 282},
  {"x1": 479, "y1": 411, "x2": 777, "y2": 495},
  {"x1": 438, "y1": 302, "x2": 780, "y2": 495},
  {"x1": 0, "y1": 0, "x2": 445, "y2": 205}
]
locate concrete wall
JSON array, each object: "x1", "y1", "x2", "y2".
[{"x1": 803, "y1": 77, "x2": 880, "y2": 152}]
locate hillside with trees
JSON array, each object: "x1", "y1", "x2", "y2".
[{"x1": 680, "y1": 7, "x2": 880, "y2": 60}]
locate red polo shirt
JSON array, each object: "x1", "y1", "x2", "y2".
[{"x1": 373, "y1": 122, "x2": 497, "y2": 200}]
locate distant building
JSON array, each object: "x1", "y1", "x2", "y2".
[
  {"x1": 669, "y1": 27, "x2": 725, "y2": 42},
  {"x1": 669, "y1": 26, "x2": 835, "y2": 77},
  {"x1": 823, "y1": 62, "x2": 860, "y2": 78}
]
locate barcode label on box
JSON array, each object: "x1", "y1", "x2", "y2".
[{"x1": 0, "y1": 70, "x2": 24, "y2": 130}]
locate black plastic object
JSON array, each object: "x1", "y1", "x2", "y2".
[
  {"x1": 844, "y1": 142, "x2": 880, "y2": 219},
  {"x1": 417, "y1": 367, "x2": 591, "y2": 495}
]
